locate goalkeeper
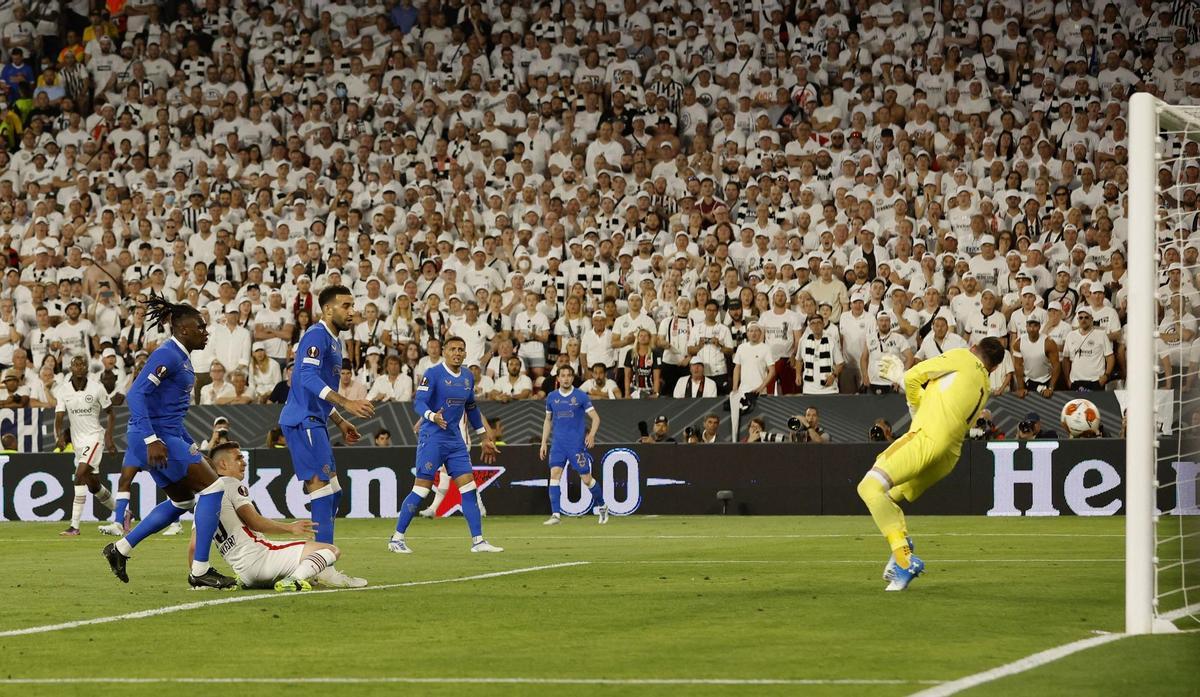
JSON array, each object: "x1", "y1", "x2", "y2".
[{"x1": 857, "y1": 338, "x2": 1006, "y2": 591}]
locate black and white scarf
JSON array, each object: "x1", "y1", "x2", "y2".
[{"x1": 799, "y1": 333, "x2": 835, "y2": 386}]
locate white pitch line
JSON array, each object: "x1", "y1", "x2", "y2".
[
  {"x1": 0, "y1": 532, "x2": 1126, "y2": 543},
  {"x1": 0, "y1": 561, "x2": 587, "y2": 638},
  {"x1": 0, "y1": 677, "x2": 945, "y2": 687},
  {"x1": 588, "y1": 559, "x2": 1121, "y2": 564},
  {"x1": 906, "y1": 634, "x2": 1127, "y2": 697}
]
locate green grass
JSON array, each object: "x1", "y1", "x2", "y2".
[{"x1": 0, "y1": 516, "x2": 1196, "y2": 697}]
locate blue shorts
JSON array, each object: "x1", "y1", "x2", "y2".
[
  {"x1": 548, "y1": 449, "x2": 592, "y2": 475},
  {"x1": 124, "y1": 429, "x2": 202, "y2": 488},
  {"x1": 414, "y1": 434, "x2": 473, "y2": 482},
  {"x1": 282, "y1": 422, "x2": 336, "y2": 482}
]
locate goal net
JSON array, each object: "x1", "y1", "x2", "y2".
[{"x1": 1127, "y1": 94, "x2": 1200, "y2": 634}]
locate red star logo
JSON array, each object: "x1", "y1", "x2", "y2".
[{"x1": 431, "y1": 466, "x2": 506, "y2": 517}]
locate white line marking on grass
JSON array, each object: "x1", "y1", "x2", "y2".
[
  {"x1": 907, "y1": 634, "x2": 1126, "y2": 697},
  {"x1": 589, "y1": 559, "x2": 1121, "y2": 564},
  {"x1": 0, "y1": 532, "x2": 1125, "y2": 543},
  {"x1": 0, "y1": 562, "x2": 587, "y2": 638},
  {"x1": 0, "y1": 677, "x2": 945, "y2": 687}
]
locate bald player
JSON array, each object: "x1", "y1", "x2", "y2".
[{"x1": 857, "y1": 337, "x2": 1006, "y2": 591}]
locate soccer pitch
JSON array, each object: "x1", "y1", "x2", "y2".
[{"x1": 1, "y1": 516, "x2": 1196, "y2": 696}]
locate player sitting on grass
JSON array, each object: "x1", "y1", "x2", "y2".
[
  {"x1": 539, "y1": 365, "x2": 607, "y2": 525},
  {"x1": 55, "y1": 355, "x2": 119, "y2": 536},
  {"x1": 188, "y1": 442, "x2": 339, "y2": 592},
  {"x1": 857, "y1": 337, "x2": 1005, "y2": 591}
]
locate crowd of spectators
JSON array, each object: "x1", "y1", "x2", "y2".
[{"x1": 0, "y1": 0, "x2": 1197, "y2": 413}]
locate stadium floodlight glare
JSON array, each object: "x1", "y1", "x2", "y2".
[{"x1": 1126, "y1": 93, "x2": 1200, "y2": 635}]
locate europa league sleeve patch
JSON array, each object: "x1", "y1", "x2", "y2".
[{"x1": 307, "y1": 345, "x2": 320, "y2": 358}]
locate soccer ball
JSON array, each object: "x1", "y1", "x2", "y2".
[{"x1": 1060, "y1": 398, "x2": 1102, "y2": 438}]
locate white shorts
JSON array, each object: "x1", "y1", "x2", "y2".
[
  {"x1": 73, "y1": 440, "x2": 103, "y2": 473},
  {"x1": 230, "y1": 540, "x2": 306, "y2": 588}
]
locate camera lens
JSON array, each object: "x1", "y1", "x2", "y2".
[{"x1": 787, "y1": 416, "x2": 803, "y2": 431}]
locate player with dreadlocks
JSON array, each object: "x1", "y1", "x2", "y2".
[{"x1": 103, "y1": 297, "x2": 237, "y2": 589}]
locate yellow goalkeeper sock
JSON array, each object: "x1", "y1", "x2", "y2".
[{"x1": 857, "y1": 472, "x2": 911, "y2": 567}]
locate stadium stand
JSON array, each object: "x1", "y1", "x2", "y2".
[{"x1": 0, "y1": 0, "x2": 1197, "y2": 415}]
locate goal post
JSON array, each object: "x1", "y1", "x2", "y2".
[{"x1": 1126, "y1": 93, "x2": 1200, "y2": 635}]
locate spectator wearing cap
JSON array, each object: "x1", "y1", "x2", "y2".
[
  {"x1": 1061, "y1": 306, "x2": 1114, "y2": 392},
  {"x1": 248, "y1": 342, "x2": 282, "y2": 401},
  {"x1": 0, "y1": 369, "x2": 29, "y2": 408},
  {"x1": 673, "y1": 356, "x2": 717, "y2": 398},
  {"x1": 861, "y1": 311, "x2": 913, "y2": 395},
  {"x1": 806, "y1": 259, "x2": 849, "y2": 322},
  {"x1": 252, "y1": 288, "x2": 293, "y2": 365},
  {"x1": 966, "y1": 287, "x2": 1008, "y2": 348},
  {"x1": 639, "y1": 414, "x2": 677, "y2": 444},
  {"x1": 1013, "y1": 312, "x2": 1060, "y2": 399},
  {"x1": 838, "y1": 293, "x2": 872, "y2": 393},
  {"x1": 580, "y1": 310, "x2": 617, "y2": 380}
]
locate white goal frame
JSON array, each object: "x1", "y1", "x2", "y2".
[{"x1": 1126, "y1": 93, "x2": 1200, "y2": 634}]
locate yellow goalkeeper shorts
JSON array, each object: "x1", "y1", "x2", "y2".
[{"x1": 872, "y1": 428, "x2": 962, "y2": 503}]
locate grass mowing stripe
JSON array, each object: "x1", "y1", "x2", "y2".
[
  {"x1": 0, "y1": 532, "x2": 1125, "y2": 543},
  {"x1": 0, "y1": 677, "x2": 945, "y2": 686},
  {"x1": 589, "y1": 559, "x2": 1122, "y2": 564},
  {"x1": 0, "y1": 561, "x2": 588, "y2": 638}
]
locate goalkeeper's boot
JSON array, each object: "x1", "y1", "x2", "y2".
[
  {"x1": 274, "y1": 576, "x2": 312, "y2": 593},
  {"x1": 189, "y1": 567, "x2": 238, "y2": 590},
  {"x1": 884, "y1": 554, "x2": 925, "y2": 592},
  {"x1": 882, "y1": 537, "x2": 915, "y2": 580},
  {"x1": 102, "y1": 543, "x2": 130, "y2": 583}
]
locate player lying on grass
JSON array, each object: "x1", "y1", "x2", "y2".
[
  {"x1": 857, "y1": 337, "x2": 1005, "y2": 591},
  {"x1": 188, "y1": 442, "x2": 340, "y2": 592},
  {"x1": 540, "y1": 364, "x2": 607, "y2": 525},
  {"x1": 390, "y1": 336, "x2": 502, "y2": 553},
  {"x1": 103, "y1": 298, "x2": 234, "y2": 590},
  {"x1": 55, "y1": 355, "x2": 119, "y2": 536}
]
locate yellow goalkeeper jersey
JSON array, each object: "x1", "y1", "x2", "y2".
[{"x1": 903, "y1": 348, "x2": 990, "y2": 443}]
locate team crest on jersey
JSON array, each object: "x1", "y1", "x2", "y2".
[
  {"x1": 307, "y1": 346, "x2": 320, "y2": 358},
  {"x1": 84, "y1": 394, "x2": 94, "y2": 403}
]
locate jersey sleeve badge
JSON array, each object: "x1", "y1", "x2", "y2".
[{"x1": 303, "y1": 344, "x2": 321, "y2": 366}]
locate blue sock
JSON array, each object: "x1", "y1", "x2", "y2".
[
  {"x1": 310, "y1": 484, "x2": 335, "y2": 545},
  {"x1": 461, "y1": 486, "x2": 483, "y2": 538},
  {"x1": 588, "y1": 480, "x2": 603, "y2": 509},
  {"x1": 394, "y1": 489, "x2": 426, "y2": 534},
  {"x1": 124, "y1": 498, "x2": 188, "y2": 548},
  {"x1": 192, "y1": 485, "x2": 224, "y2": 564},
  {"x1": 114, "y1": 493, "x2": 129, "y2": 524},
  {"x1": 549, "y1": 479, "x2": 561, "y2": 515}
]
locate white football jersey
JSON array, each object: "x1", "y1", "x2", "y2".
[
  {"x1": 54, "y1": 379, "x2": 112, "y2": 443},
  {"x1": 213, "y1": 476, "x2": 276, "y2": 572}
]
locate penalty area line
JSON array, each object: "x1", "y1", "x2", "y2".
[
  {"x1": 0, "y1": 562, "x2": 588, "y2": 639},
  {"x1": 0, "y1": 677, "x2": 946, "y2": 687}
]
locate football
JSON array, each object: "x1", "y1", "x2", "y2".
[{"x1": 1060, "y1": 398, "x2": 1102, "y2": 438}]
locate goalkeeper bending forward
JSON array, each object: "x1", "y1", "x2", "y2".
[{"x1": 857, "y1": 338, "x2": 1005, "y2": 591}]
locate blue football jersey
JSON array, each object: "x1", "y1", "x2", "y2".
[
  {"x1": 546, "y1": 387, "x2": 593, "y2": 454},
  {"x1": 126, "y1": 337, "x2": 194, "y2": 434},
  {"x1": 279, "y1": 322, "x2": 341, "y2": 427},
  {"x1": 414, "y1": 362, "x2": 483, "y2": 440}
]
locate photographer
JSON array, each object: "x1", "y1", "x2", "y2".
[
  {"x1": 868, "y1": 418, "x2": 894, "y2": 442},
  {"x1": 202, "y1": 416, "x2": 233, "y2": 453},
  {"x1": 968, "y1": 408, "x2": 1005, "y2": 440},
  {"x1": 790, "y1": 406, "x2": 831, "y2": 443},
  {"x1": 1016, "y1": 412, "x2": 1057, "y2": 440},
  {"x1": 745, "y1": 417, "x2": 796, "y2": 443}
]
